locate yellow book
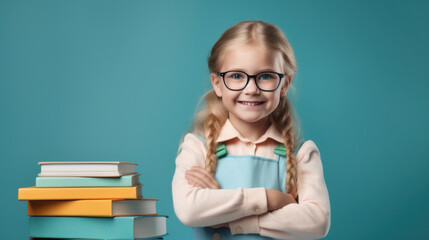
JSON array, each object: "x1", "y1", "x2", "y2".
[
  {"x1": 18, "y1": 185, "x2": 142, "y2": 200},
  {"x1": 27, "y1": 199, "x2": 158, "y2": 217}
]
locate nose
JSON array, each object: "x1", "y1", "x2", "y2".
[{"x1": 243, "y1": 77, "x2": 260, "y2": 95}]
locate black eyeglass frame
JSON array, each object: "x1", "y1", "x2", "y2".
[{"x1": 217, "y1": 70, "x2": 285, "y2": 92}]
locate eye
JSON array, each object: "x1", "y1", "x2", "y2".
[
  {"x1": 259, "y1": 73, "x2": 274, "y2": 80},
  {"x1": 231, "y1": 74, "x2": 243, "y2": 79},
  {"x1": 226, "y1": 72, "x2": 246, "y2": 80}
]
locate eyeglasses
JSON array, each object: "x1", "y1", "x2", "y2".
[{"x1": 218, "y1": 70, "x2": 284, "y2": 92}]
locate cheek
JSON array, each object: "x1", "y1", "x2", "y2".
[
  {"x1": 271, "y1": 99, "x2": 280, "y2": 110},
  {"x1": 266, "y1": 93, "x2": 282, "y2": 112},
  {"x1": 221, "y1": 90, "x2": 240, "y2": 103},
  {"x1": 266, "y1": 92, "x2": 280, "y2": 104}
]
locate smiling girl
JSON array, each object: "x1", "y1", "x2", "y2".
[{"x1": 172, "y1": 21, "x2": 330, "y2": 240}]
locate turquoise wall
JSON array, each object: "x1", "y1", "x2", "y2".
[{"x1": 1, "y1": 0, "x2": 428, "y2": 239}]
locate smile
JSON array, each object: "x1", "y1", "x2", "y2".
[{"x1": 238, "y1": 101, "x2": 265, "y2": 106}]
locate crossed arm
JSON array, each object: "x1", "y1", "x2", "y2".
[
  {"x1": 185, "y1": 165, "x2": 297, "y2": 229},
  {"x1": 172, "y1": 133, "x2": 330, "y2": 239}
]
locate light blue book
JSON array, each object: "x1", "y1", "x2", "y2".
[
  {"x1": 35, "y1": 174, "x2": 140, "y2": 187},
  {"x1": 29, "y1": 216, "x2": 168, "y2": 240}
]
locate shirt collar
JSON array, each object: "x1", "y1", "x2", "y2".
[{"x1": 216, "y1": 119, "x2": 284, "y2": 144}]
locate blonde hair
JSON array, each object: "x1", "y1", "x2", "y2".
[{"x1": 189, "y1": 21, "x2": 300, "y2": 199}]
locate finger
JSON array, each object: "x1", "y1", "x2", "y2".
[
  {"x1": 186, "y1": 172, "x2": 210, "y2": 188},
  {"x1": 187, "y1": 170, "x2": 217, "y2": 189},
  {"x1": 189, "y1": 169, "x2": 220, "y2": 189},
  {"x1": 188, "y1": 179, "x2": 204, "y2": 188},
  {"x1": 187, "y1": 177, "x2": 204, "y2": 188},
  {"x1": 187, "y1": 170, "x2": 215, "y2": 189},
  {"x1": 188, "y1": 166, "x2": 220, "y2": 189},
  {"x1": 191, "y1": 167, "x2": 221, "y2": 189},
  {"x1": 185, "y1": 172, "x2": 206, "y2": 188}
]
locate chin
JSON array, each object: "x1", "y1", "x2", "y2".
[{"x1": 237, "y1": 115, "x2": 269, "y2": 124}]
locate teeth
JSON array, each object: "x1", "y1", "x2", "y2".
[{"x1": 240, "y1": 101, "x2": 262, "y2": 106}]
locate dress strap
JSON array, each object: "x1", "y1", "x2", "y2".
[
  {"x1": 273, "y1": 140, "x2": 306, "y2": 157},
  {"x1": 216, "y1": 144, "x2": 228, "y2": 158},
  {"x1": 274, "y1": 145, "x2": 286, "y2": 157}
]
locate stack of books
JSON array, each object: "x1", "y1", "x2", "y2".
[{"x1": 18, "y1": 161, "x2": 168, "y2": 240}]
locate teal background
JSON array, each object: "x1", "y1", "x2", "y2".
[{"x1": 1, "y1": 0, "x2": 428, "y2": 239}]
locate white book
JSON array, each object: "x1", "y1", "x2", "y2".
[{"x1": 38, "y1": 161, "x2": 137, "y2": 177}]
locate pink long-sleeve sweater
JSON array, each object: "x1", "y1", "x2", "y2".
[{"x1": 172, "y1": 119, "x2": 331, "y2": 239}]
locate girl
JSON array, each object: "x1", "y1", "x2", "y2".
[{"x1": 172, "y1": 21, "x2": 330, "y2": 239}]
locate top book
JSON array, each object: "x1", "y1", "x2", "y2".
[{"x1": 38, "y1": 162, "x2": 137, "y2": 177}]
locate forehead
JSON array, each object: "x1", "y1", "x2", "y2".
[{"x1": 219, "y1": 42, "x2": 283, "y2": 73}]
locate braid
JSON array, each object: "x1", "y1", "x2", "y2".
[
  {"x1": 203, "y1": 113, "x2": 221, "y2": 174},
  {"x1": 271, "y1": 96, "x2": 299, "y2": 199},
  {"x1": 191, "y1": 90, "x2": 228, "y2": 174}
]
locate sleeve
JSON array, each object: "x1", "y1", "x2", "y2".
[
  {"x1": 172, "y1": 133, "x2": 268, "y2": 227},
  {"x1": 228, "y1": 140, "x2": 331, "y2": 239}
]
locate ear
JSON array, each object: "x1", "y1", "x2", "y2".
[
  {"x1": 211, "y1": 72, "x2": 223, "y2": 97},
  {"x1": 280, "y1": 75, "x2": 292, "y2": 96}
]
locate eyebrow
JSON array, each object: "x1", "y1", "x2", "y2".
[{"x1": 223, "y1": 68, "x2": 279, "y2": 73}]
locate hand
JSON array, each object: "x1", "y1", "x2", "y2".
[
  {"x1": 266, "y1": 189, "x2": 297, "y2": 211},
  {"x1": 186, "y1": 167, "x2": 226, "y2": 228},
  {"x1": 185, "y1": 166, "x2": 221, "y2": 189}
]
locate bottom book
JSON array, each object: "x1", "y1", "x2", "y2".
[
  {"x1": 29, "y1": 216, "x2": 168, "y2": 240},
  {"x1": 30, "y1": 238, "x2": 164, "y2": 240}
]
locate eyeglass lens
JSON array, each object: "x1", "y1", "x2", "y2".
[{"x1": 224, "y1": 71, "x2": 280, "y2": 91}]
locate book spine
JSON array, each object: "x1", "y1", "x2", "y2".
[
  {"x1": 38, "y1": 171, "x2": 137, "y2": 177},
  {"x1": 35, "y1": 174, "x2": 139, "y2": 187},
  {"x1": 27, "y1": 200, "x2": 114, "y2": 217},
  {"x1": 18, "y1": 185, "x2": 142, "y2": 200},
  {"x1": 29, "y1": 217, "x2": 135, "y2": 239}
]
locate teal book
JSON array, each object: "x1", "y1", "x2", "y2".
[
  {"x1": 29, "y1": 216, "x2": 168, "y2": 239},
  {"x1": 29, "y1": 238, "x2": 164, "y2": 240},
  {"x1": 35, "y1": 174, "x2": 140, "y2": 187},
  {"x1": 29, "y1": 238, "x2": 165, "y2": 240}
]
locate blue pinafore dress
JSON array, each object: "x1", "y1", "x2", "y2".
[{"x1": 193, "y1": 139, "x2": 303, "y2": 240}]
